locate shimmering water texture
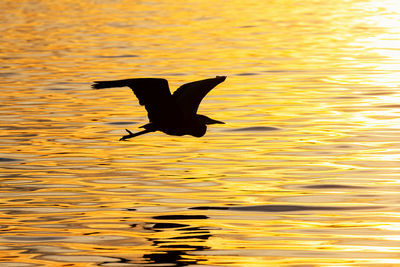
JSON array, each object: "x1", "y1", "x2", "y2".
[{"x1": 2, "y1": 0, "x2": 400, "y2": 266}]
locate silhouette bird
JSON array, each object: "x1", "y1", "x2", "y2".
[{"x1": 92, "y1": 76, "x2": 226, "y2": 140}]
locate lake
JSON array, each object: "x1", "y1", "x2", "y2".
[{"x1": 2, "y1": 0, "x2": 400, "y2": 266}]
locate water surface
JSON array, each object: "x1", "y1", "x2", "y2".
[{"x1": 2, "y1": 0, "x2": 400, "y2": 266}]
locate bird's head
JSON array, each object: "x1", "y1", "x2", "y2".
[{"x1": 190, "y1": 123, "x2": 207, "y2": 137}]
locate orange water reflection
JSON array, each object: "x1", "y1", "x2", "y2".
[{"x1": 2, "y1": 0, "x2": 400, "y2": 266}]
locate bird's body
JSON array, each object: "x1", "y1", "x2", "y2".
[{"x1": 92, "y1": 76, "x2": 226, "y2": 140}]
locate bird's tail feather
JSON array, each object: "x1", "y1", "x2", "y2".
[{"x1": 92, "y1": 79, "x2": 132, "y2": 89}]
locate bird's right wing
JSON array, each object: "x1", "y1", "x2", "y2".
[
  {"x1": 172, "y1": 76, "x2": 226, "y2": 116},
  {"x1": 93, "y1": 78, "x2": 182, "y2": 123}
]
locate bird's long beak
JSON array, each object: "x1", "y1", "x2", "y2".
[
  {"x1": 206, "y1": 118, "x2": 225, "y2": 125},
  {"x1": 212, "y1": 119, "x2": 225, "y2": 124},
  {"x1": 198, "y1": 114, "x2": 225, "y2": 125}
]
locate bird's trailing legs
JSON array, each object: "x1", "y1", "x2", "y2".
[{"x1": 119, "y1": 129, "x2": 153, "y2": 141}]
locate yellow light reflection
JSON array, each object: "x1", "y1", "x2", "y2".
[
  {"x1": 5, "y1": 0, "x2": 400, "y2": 266},
  {"x1": 346, "y1": 1, "x2": 400, "y2": 87}
]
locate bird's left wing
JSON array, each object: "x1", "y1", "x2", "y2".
[
  {"x1": 93, "y1": 78, "x2": 182, "y2": 123},
  {"x1": 172, "y1": 76, "x2": 226, "y2": 115}
]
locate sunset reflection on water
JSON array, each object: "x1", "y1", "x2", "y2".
[{"x1": 2, "y1": 0, "x2": 400, "y2": 266}]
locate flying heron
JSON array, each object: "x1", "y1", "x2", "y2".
[{"x1": 92, "y1": 76, "x2": 226, "y2": 140}]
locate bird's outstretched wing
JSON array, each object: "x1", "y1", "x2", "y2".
[
  {"x1": 92, "y1": 78, "x2": 181, "y2": 123},
  {"x1": 172, "y1": 76, "x2": 226, "y2": 115}
]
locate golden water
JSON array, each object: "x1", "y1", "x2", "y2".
[{"x1": 2, "y1": 0, "x2": 400, "y2": 266}]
